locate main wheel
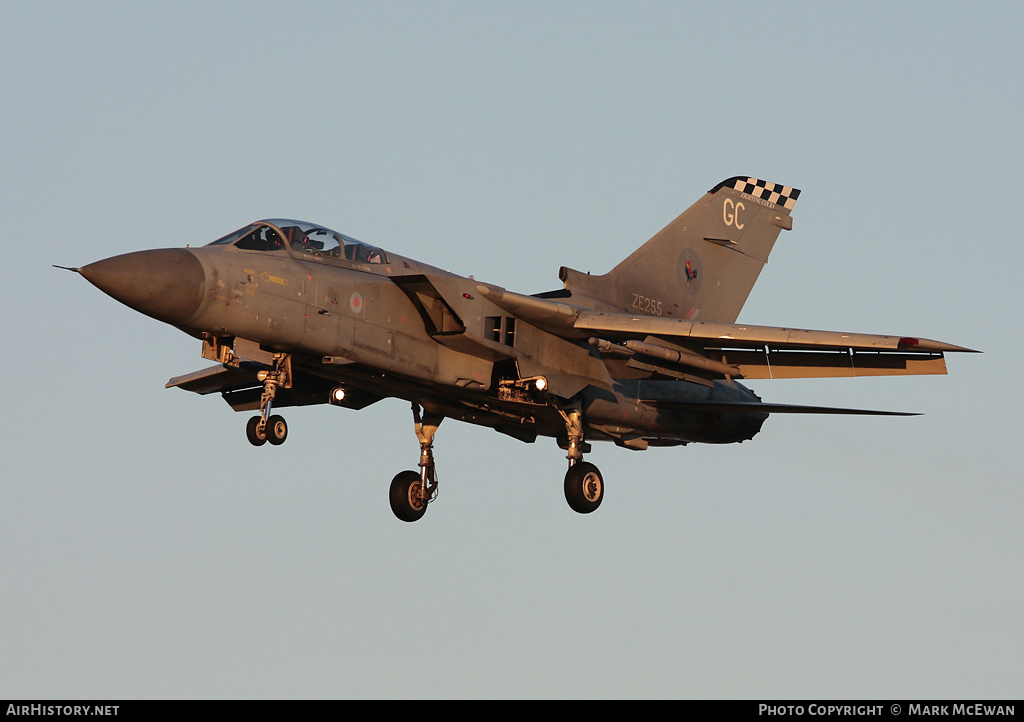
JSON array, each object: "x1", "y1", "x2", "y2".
[
  {"x1": 389, "y1": 470, "x2": 428, "y2": 522},
  {"x1": 266, "y1": 415, "x2": 288, "y2": 445},
  {"x1": 246, "y1": 416, "x2": 267, "y2": 446},
  {"x1": 564, "y1": 461, "x2": 604, "y2": 514}
]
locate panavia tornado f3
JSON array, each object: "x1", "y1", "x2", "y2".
[{"x1": 64, "y1": 176, "x2": 976, "y2": 521}]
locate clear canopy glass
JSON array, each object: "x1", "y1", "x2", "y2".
[{"x1": 208, "y1": 219, "x2": 388, "y2": 263}]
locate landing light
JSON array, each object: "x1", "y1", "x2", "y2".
[
  {"x1": 535, "y1": 377, "x2": 547, "y2": 391},
  {"x1": 331, "y1": 387, "x2": 346, "y2": 403}
]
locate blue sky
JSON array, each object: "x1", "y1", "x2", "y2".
[{"x1": 2, "y1": 1, "x2": 1020, "y2": 698}]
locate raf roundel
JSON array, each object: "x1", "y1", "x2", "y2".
[{"x1": 350, "y1": 291, "x2": 363, "y2": 314}]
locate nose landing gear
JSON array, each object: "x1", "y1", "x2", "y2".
[{"x1": 245, "y1": 353, "x2": 292, "y2": 447}]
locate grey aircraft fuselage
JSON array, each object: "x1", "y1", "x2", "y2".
[
  {"x1": 69, "y1": 178, "x2": 975, "y2": 521},
  {"x1": 81, "y1": 225, "x2": 760, "y2": 446}
]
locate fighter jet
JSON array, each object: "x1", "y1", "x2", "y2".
[{"x1": 64, "y1": 176, "x2": 975, "y2": 521}]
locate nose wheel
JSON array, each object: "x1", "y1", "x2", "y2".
[
  {"x1": 247, "y1": 414, "x2": 288, "y2": 446},
  {"x1": 245, "y1": 353, "x2": 292, "y2": 447}
]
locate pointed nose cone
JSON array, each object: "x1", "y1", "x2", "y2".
[{"x1": 79, "y1": 249, "x2": 205, "y2": 326}]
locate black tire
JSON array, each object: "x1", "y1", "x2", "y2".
[
  {"x1": 564, "y1": 462, "x2": 604, "y2": 514},
  {"x1": 389, "y1": 470, "x2": 427, "y2": 522},
  {"x1": 246, "y1": 416, "x2": 267, "y2": 446},
  {"x1": 266, "y1": 415, "x2": 288, "y2": 445}
]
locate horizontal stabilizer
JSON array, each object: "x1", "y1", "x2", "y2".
[{"x1": 642, "y1": 400, "x2": 918, "y2": 416}]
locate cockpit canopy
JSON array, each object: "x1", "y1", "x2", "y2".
[{"x1": 208, "y1": 219, "x2": 388, "y2": 264}]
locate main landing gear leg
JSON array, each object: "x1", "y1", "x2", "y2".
[
  {"x1": 245, "y1": 353, "x2": 291, "y2": 447},
  {"x1": 389, "y1": 403, "x2": 443, "y2": 522},
  {"x1": 559, "y1": 406, "x2": 604, "y2": 514}
]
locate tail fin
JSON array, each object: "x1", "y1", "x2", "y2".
[{"x1": 558, "y1": 176, "x2": 800, "y2": 323}]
